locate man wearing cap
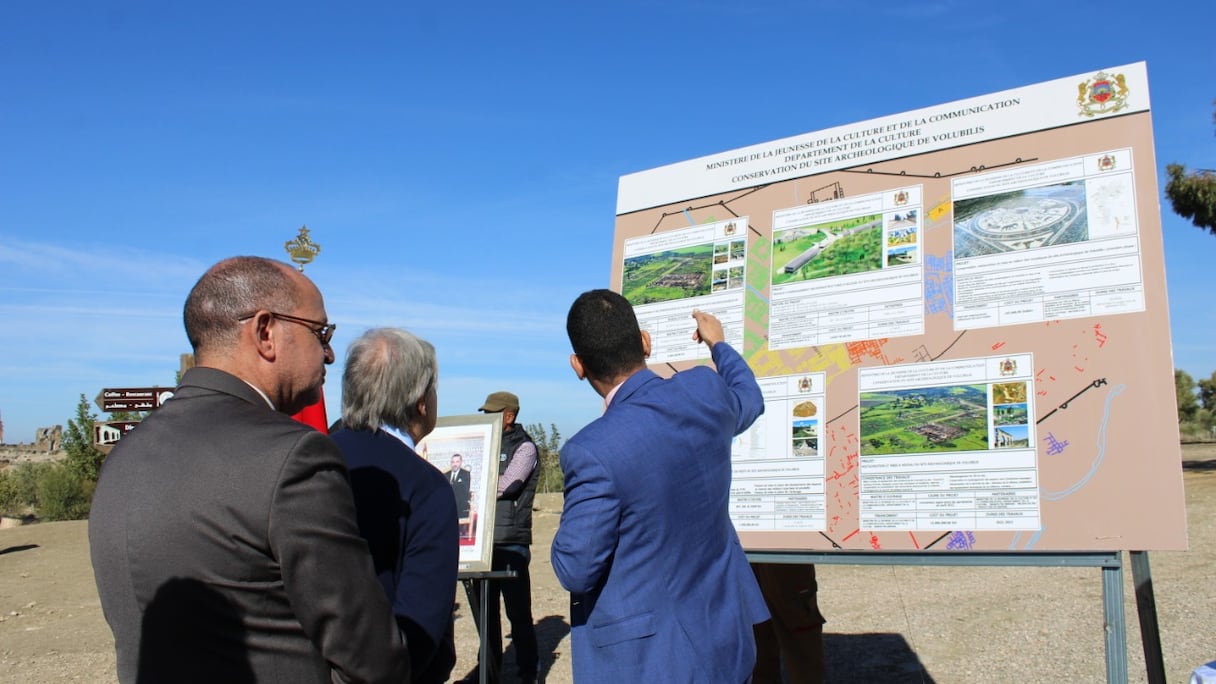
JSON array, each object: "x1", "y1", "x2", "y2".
[{"x1": 461, "y1": 390, "x2": 540, "y2": 684}]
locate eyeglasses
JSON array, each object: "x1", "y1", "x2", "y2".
[{"x1": 238, "y1": 311, "x2": 336, "y2": 345}]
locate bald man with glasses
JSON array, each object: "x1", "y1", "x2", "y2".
[{"x1": 90, "y1": 256, "x2": 411, "y2": 684}]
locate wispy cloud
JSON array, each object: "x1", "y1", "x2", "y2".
[{"x1": 0, "y1": 235, "x2": 204, "y2": 285}]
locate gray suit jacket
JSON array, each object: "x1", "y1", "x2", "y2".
[{"x1": 89, "y1": 367, "x2": 410, "y2": 684}]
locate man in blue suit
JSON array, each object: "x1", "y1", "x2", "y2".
[
  {"x1": 553, "y1": 289, "x2": 770, "y2": 683},
  {"x1": 330, "y1": 327, "x2": 459, "y2": 684}
]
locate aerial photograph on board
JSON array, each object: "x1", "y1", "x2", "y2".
[
  {"x1": 771, "y1": 213, "x2": 884, "y2": 285},
  {"x1": 860, "y1": 384, "x2": 991, "y2": 456},
  {"x1": 953, "y1": 181, "x2": 1089, "y2": 258},
  {"x1": 622, "y1": 244, "x2": 713, "y2": 304}
]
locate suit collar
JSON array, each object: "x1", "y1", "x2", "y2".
[
  {"x1": 606, "y1": 367, "x2": 659, "y2": 410},
  {"x1": 178, "y1": 367, "x2": 275, "y2": 411}
]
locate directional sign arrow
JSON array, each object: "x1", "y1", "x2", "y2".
[{"x1": 95, "y1": 388, "x2": 175, "y2": 413}]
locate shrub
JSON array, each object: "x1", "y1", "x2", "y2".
[
  {"x1": 0, "y1": 470, "x2": 19, "y2": 516},
  {"x1": 0, "y1": 462, "x2": 50, "y2": 516},
  {"x1": 35, "y1": 464, "x2": 93, "y2": 521}
]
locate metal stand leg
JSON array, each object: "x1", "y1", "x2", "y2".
[
  {"x1": 479, "y1": 578, "x2": 489, "y2": 684},
  {"x1": 1101, "y1": 553, "x2": 1128, "y2": 684},
  {"x1": 1130, "y1": 551, "x2": 1166, "y2": 684}
]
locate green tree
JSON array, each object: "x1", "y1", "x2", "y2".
[
  {"x1": 1164, "y1": 164, "x2": 1216, "y2": 234},
  {"x1": 1164, "y1": 100, "x2": 1216, "y2": 235},
  {"x1": 1198, "y1": 372, "x2": 1216, "y2": 412},
  {"x1": 1176, "y1": 370, "x2": 1201, "y2": 423},
  {"x1": 63, "y1": 393, "x2": 106, "y2": 482},
  {"x1": 525, "y1": 422, "x2": 565, "y2": 493}
]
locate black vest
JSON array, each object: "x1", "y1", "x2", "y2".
[{"x1": 494, "y1": 424, "x2": 539, "y2": 545}]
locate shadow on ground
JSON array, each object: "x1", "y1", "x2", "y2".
[
  {"x1": 826, "y1": 632, "x2": 936, "y2": 683},
  {"x1": 0, "y1": 543, "x2": 38, "y2": 556},
  {"x1": 460, "y1": 614, "x2": 570, "y2": 683}
]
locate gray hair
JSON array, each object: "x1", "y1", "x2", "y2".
[
  {"x1": 341, "y1": 327, "x2": 437, "y2": 431},
  {"x1": 184, "y1": 256, "x2": 300, "y2": 355}
]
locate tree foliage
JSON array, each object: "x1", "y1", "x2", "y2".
[
  {"x1": 525, "y1": 422, "x2": 565, "y2": 493},
  {"x1": 1176, "y1": 370, "x2": 1200, "y2": 422},
  {"x1": 63, "y1": 393, "x2": 106, "y2": 483},
  {"x1": 36, "y1": 464, "x2": 93, "y2": 521},
  {"x1": 1199, "y1": 372, "x2": 1216, "y2": 412},
  {"x1": 1164, "y1": 164, "x2": 1216, "y2": 235},
  {"x1": 1164, "y1": 99, "x2": 1216, "y2": 235},
  {"x1": 0, "y1": 462, "x2": 50, "y2": 516},
  {"x1": 1178, "y1": 369, "x2": 1216, "y2": 442}
]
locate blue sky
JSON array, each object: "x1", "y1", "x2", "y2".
[{"x1": 1, "y1": 1, "x2": 1212, "y2": 444}]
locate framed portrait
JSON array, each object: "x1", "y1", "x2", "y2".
[{"x1": 417, "y1": 412, "x2": 502, "y2": 572}]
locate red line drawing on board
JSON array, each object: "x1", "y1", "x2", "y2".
[
  {"x1": 1094, "y1": 323, "x2": 1108, "y2": 347},
  {"x1": 846, "y1": 339, "x2": 890, "y2": 365}
]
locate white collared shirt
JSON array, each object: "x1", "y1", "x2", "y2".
[
  {"x1": 381, "y1": 425, "x2": 416, "y2": 450},
  {"x1": 241, "y1": 379, "x2": 276, "y2": 410},
  {"x1": 603, "y1": 380, "x2": 627, "y2": 414}
]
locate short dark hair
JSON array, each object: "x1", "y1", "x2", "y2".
[
  {"x1": 566, "y1": 289, "x2": 645, "y2": 382},
  {"x1": 183, "y1": 257, "x2": 299, "y2": 355}
]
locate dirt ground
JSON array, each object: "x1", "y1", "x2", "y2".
[{"x1": 3, "y1": 444, "x2": 1215, "y2": 683}]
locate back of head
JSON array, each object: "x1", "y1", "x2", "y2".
[
  {"x1": 566, "y1": 289, "x2": 645, "y2": 383},
  {"x1": 342, "y1": 327, "x2": 437, "y2": 432},
  {"x1": 183, "y1": 257, "x2": 300, "y2": 359}
]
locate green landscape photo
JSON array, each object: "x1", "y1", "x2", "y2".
[
  {"x1": 993, "y1": 403, "x2": 1029, "y2": 426},
  {"x1": 771, "y1": 214, "x2": 884, "y2": 285},
  {"x1": 860, "y1": 384, "x2": 990, "y2": 456},
  {"x1": 622, "y1": 244, "x2": 713, "y2": 305}
]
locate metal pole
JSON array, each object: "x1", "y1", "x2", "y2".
[
  {"x1": 479, "y1": 578, "x2": 489, "y2": 684},
  {"x1": 1101, "y1": 552, "x2": 1128, "y2": 684},
  {"x1": 1130, "y1": 551, "x2": 1166, "y2": 684}
]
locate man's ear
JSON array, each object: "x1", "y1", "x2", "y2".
[
  {"x1": 416, "y1": 395, "x2": 429, "y2": 417},
  {"x1": 640, "y1": 330, "x2": 652, "y2": 360},
  {"x1": 252, "y1": 311, "x2": 277, "y2": 361},
  {"x1": 569, "y1": 353, "x2": 586, "y2": 381}
]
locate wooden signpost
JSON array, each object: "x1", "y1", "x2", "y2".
[{"x1": 92, "y1": 387, "x2": 174, "y2": 448}]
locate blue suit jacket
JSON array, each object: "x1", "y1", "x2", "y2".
[
  {"x1": 331, "y1": 428, "x2": 460, "y2": 684},
  {"x1": 552, "y1": 342, "x2": 769, "y2": 683}
]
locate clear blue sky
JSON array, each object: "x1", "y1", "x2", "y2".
[{"x1": 1, "y1": 1, "x2": 1212, "y2": 444}]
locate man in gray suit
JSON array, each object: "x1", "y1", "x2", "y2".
[{"x1": 89, "y1": 256, "x2": 411, "y2": 684}]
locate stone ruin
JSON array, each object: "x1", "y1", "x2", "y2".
[
  {"x1": 0, "y1": 425, "x2": 63, "y2": 465},
  {"x1": 35, "y1": 425, "x2": 63, "y2": 452}
]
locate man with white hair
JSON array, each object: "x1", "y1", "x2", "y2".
[{"x1": 331, "y1": 327, "x2": 459, "y2": 684}]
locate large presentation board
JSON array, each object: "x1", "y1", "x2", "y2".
[{"x1": 613, "y1": 63, "x2": 1186, "y2": 552}]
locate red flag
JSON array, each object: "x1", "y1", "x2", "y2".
[{"x1": 292, "y1": 394, "x2": 329, "y2": 434}]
